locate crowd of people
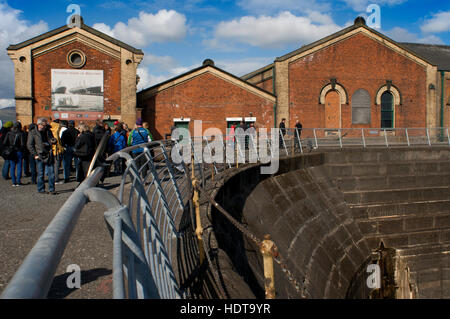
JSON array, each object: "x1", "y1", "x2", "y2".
[{"x1": 0, "y1": 117, "x2": 153, "y2": 195}]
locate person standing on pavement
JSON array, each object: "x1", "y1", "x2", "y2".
[
  {"x1": 92, "y1": 119, "x2": 106, "y2": 148},
  {"x1": 108, "y1": 123, "x2": 127, "y2": 175},
  {"x1": 61, "y1": 120, "x2": 79, "y2": 183},
  {"x1": 127, "y1": 118, "x2": 153, "y2": 178},
  {"x1": 74, "y1": 124, "x2": 96, "y2": 183},
  {"x1": 0, "y1": 121, "x2": 13, "y2": 180},
  {"x1": 27, "y1": 118, "x2": 58, "y2": 195},
  {"x1": 26, "y1": 123, "x2": 37, "y2": 184},
  {"x1": 50, "y1": 119, "x2": 65, "y2": 184},
  {"x1": 2, "y1": 122, "x2": 27, "y2": 187}
]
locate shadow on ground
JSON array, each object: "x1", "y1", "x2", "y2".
[{"x1": 47, "y1": 268, "x2": 112, "y2": 299}]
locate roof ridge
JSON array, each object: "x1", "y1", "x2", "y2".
[
  {"x1": 7, "y1": 21, "x2": 143, "y2": 55},
  {"x1": 138, "y1": 63, "x2": 276, "y2": 98}
]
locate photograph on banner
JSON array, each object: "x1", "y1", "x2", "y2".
[{"x1": 51, "y1": 69, "x2": 104, "y2": 120}]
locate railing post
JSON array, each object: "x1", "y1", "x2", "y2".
[
  {"x1": 384, "y1": 129, "x2": 389, "y2": 148},
  {"x1": 361, "y1": 128, "x2": 366, "y2": 148},
  {"x1": 338, "y1": 129, "x2": 343, "y2": 149},
  {"x1": 260, "y1": 234, "x2": 276, "y2": 299},
  {"x1": 313, "y1": 129, "x2": 318, "y2": 149},
  {"x1": 405, "y1": 128, "x2": 410, "y2": 147},
  {"x1": 426, "y1": 128, "x2": 431, "y2": 146},
  {"x1": 295, "y1": 128, "x2": 303, "y2": 154},
  {"x1": 447, "y1": 128, "x2": 450, "y2": 146}
]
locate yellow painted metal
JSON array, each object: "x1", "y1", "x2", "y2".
[{"x1": 260, "y1": 234, "x2": 276, "y2": 299}]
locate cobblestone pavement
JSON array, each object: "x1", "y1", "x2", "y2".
[{"x1": 0, "y1": 158, "x2": 122, "y2": 299}]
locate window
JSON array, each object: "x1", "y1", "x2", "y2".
[
  {"x1": 381, "y1": 91, "x2": 394, "y2": 128},
  {"x1": 67, "y1": 50, "x2": 86, "y2": 68},
  {"x1": 352, "y1": 89, "x2": 371, "y2": 124}
]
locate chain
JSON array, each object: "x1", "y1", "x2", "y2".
[{"x1": 195, "y1": 183, "x2": 305, "y2": 298}]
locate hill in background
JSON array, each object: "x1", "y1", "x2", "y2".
[{"x1": 0, "y1": 107, "x2": 16, "y2": 124}]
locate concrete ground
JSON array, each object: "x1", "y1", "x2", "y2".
[{"x1": 0, "y1": 158, "x2": 123, "y2": 299}]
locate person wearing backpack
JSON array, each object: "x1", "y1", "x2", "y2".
[
  {"x1": 127, "y1": 118, "x2": 153, "y2": 178},
  {"x1": 108, "y1": 123, "x2": 127, "y2": 175},
  {"x1": 0, "y1": 121, "x2": 13, "y2": 180},
  {"x1": 74, "y1": 123, "x2": 96, "y2": 182},
  {"x1": 2, "y1": 122, "x2": 27, "y2": 187}
]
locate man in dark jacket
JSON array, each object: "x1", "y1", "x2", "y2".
[
  {"x1": 61, "y1": 120, "x2": 79, "y2": 183},
  {"x1": 92, "y1": 119, "x2": 106, "y2": 148},
  {"x1": 27, "y1": 124, "x2": 37, "y2": 184},
  {"x1": 2, "y1": 122, "x2": 27, "y2": 186},
  {"x1": 27, "y1": 118, "x2": 58, "y2": 195},
  {"x1": 1, "y1": 121, "x2": 13, "y2": 180},
  {"x1": 74, "y1": 123, "x2": 96, "y2": 182}
]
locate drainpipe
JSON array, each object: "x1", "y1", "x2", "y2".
[
  {"x1": 441, "y1": 71, "x2": 445, "y2": 140},
  {"x1": 273, "y1": 65, "x2": 277, "y2": 128}
]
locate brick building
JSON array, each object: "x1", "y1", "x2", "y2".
[
  {"x1": 7, "y1": 17, "x2": 143, "y2": 127},
  {"x1": 243, "y1": 17, "x2": 450, "y2": 132},
  {"x1": 8, "y1": 16, "x2": 449, "y2": 137},
  {"x1": 137, "y1": 60, "x2": 276, "y2": 140}
]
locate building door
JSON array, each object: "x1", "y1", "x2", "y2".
[
  {"x1": 174, "y1": 121, "x2": 190, "y2": 141},
  {"x1": 325, "y1": 91, "x2": 341, "y2": 129}
]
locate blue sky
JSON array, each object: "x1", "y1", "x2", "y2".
[{"x1": 0, "y1": 0, "x2": 449, "y2": 108}]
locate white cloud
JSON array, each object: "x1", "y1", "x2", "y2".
[
  {"x1": 92, "y1": 9, "x2": 188, "y2": 48},
  {"x1": 421, "y1": 11, "x2": 450, "y2": 33},
  {"x1": 385, "y1": 27, "x2": 443, "y2": 44},
  {"x1": 0, "y1": 99, "x2": 14, "y2": 109},
  {"x1": 216, "y1": 58, "x2": 274, "y2": 76},
  {"x1": 141, "y1": 53, "x2": 178, "y2": 71},
  {"x1": 237, "y1": 0, "x2": 331, "y2": 14},
  {"x1": 0, "y1": 3, "x2": 48, "y2": 100},
  {"x1": 210, "y1": 11, "x2": 341, "y2": 49},
  {"x1": 341, "y1": 0, "x2": 406, "y2": 12}
]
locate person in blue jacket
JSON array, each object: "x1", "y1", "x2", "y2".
[
  {"x1": 127, "y1": 118, "x2": 153, "y2": 178},
  {"x1": 108, "y1": 123, "x2": 127, "y2": 174}
]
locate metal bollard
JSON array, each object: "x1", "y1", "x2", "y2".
[
  {"x1": 191, "y1": 154, "x2": 205, "y2": 265},
  {"x1": 260, "y1": 234, "x2": 276, "y2": 299}
]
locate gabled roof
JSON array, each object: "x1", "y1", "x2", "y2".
[
  {"x1": 138, "y1": 60, "x2": 276, "y2": 102},
  {"x1": 400, "y1": 43, "x2": 450, "y2": 71},
  {"x1": 241, "y1": 63, "x2": 274, "y2": 81},
  {"x1": 274, "y1": 19, "x2": 436, "y2": 67},
  {"x1": 7, "y1": 18, "x2": 143, "y2": 55}
]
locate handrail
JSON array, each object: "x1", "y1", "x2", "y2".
[
  {"x1": 3, "y1": 127, "x2": 450, "y2": 299},
  {"x1": 1, "y1": 167, "x2": 105, "y2": 299}
]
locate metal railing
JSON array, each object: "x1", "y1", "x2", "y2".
[{"x1": 2, "y1": 127, "x2": 450, "y2": 299}]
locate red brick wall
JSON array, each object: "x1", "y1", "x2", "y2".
[
  {"x1": 32, "y1": 41, "x2": 121, "y2": 124},
  {"x1": 141, "y1": 72, "x2": 274, "y2": 139},
  {"x1": 255, "y1": 78, "x2": 274, "y2": 94},
  {"x1": 289, "y1": 33, "x2": 427, "y2": 129}
]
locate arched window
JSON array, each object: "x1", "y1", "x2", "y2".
[
  {"x1": 352, "y1": 89, "x2": 371, "y2": 124},
  {"x1": 381, "y1": 91, "x2": 394, "y2": 128}
]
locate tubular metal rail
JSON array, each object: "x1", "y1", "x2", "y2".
[{"x1": 2, "y1": 127, "x2": 450, "y2": 299}]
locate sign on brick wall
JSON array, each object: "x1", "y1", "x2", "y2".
[{"x1": 51, "y1": 69, "x2": 104, "y2": 120}]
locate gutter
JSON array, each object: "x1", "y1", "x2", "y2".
[{"x1": 441, "y1": 71, "x2": 445, "y2": 128}]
